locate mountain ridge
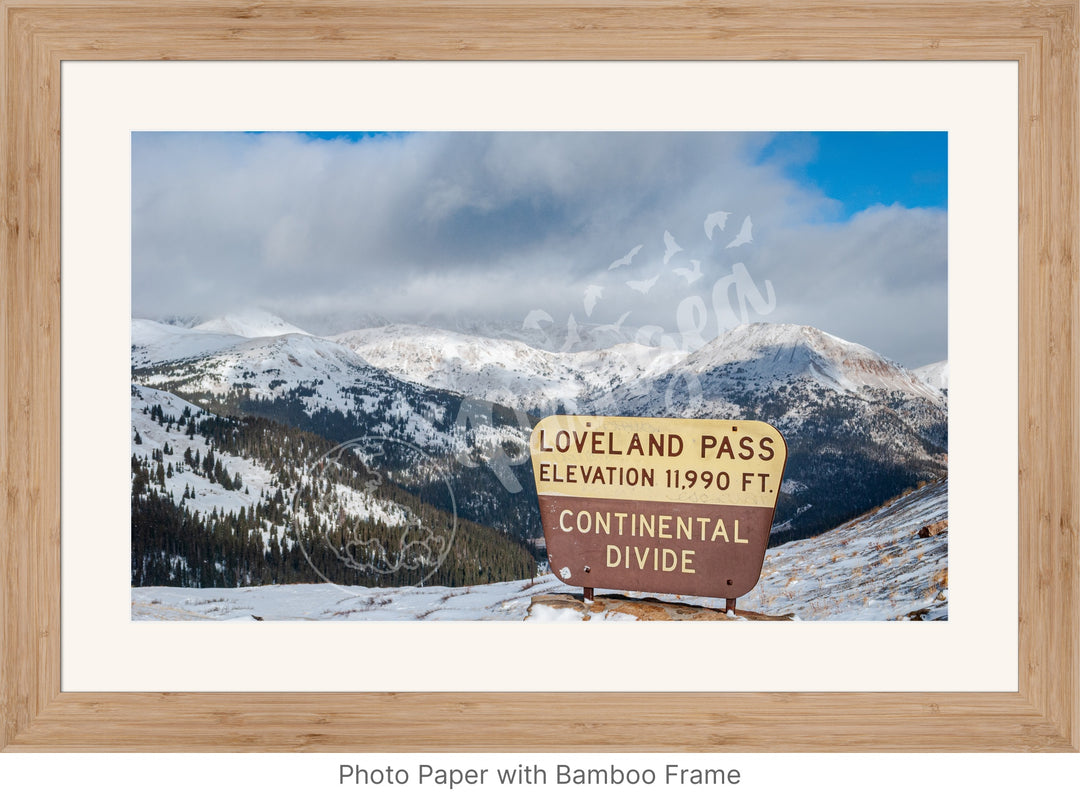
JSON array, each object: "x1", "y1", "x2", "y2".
[{"x1": 132, "y1": 313, "x2": 947, "y2": 546}]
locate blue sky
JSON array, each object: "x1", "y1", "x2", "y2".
[
  {"x1": 761, "y1": 131, "x2": 947, "y2": 220},
  {"x1": 249, "y1": 131, "x2": 404, "y2": 143}
]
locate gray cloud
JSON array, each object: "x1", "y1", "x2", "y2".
[{"x1": 132, "y1": 132, "x2": 946, "y2": 368}]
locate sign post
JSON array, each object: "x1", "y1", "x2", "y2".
[{"x1": 530, "y1": 415, "x2": 787, "y2": 611}]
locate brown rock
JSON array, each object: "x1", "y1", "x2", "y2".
[
  {"x1": 527, "y1": 592, "x2": 793, "y2": 621},
  {"x1": 918, "y1": 519, "x2": 948, "y2": 538}
]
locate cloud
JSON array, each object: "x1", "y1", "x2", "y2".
[
  {"x1": 132, "y1": 131, "x2": 946, "y2": 367},
  {"x1": 755, "y1": 204, "x2": 947, "y2": 366}
]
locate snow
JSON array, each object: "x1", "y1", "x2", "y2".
[
  {"x1": 130, "y1": 313, "x2": 948, "y2": 622},
  {"x1": 137, "y1": 315, "x2": 940, "y2": 418},
  {"x1": 914, "y1": 359, "x2": 950, "y2": 392},
  {"x1": 134, "y1": 328, "x2": 528, "y2": 463},
  {"x1": 132, "y1": 317, "x2": 944, "y2": 502},
  {"x1": 526, "y1": 604, "x2": 637, "y2": 622},
  {"x1": 780, "y1": 479, "x2": 807, "y2": 495},
  {"x1": 132, "y1": 577, "x2": 570, "y2": 621},
  {"x1": 678, "y1": 323, "x2": 944, "y2": 404},
  {"x1": 132, "y1": 478, "x2": 947, "y2": 622},
  {"x1": 737, "y1": 477, "x2": 949, "y2": 620},
  {"x1": 130, "y1": 384, "x2": 409, "y2": 539},
  {"x1": 193, "y1": 309, "x2": 310, "y2": 339},
  {"x1": 139, "y1": 331, "x2": 374, "y2": 406},
  {"x1": 333, "y1": 323, "x2": 686, "y2": 412},
  {"x1": 131, "y1": 319, "x2": 247, "y2": 368}
]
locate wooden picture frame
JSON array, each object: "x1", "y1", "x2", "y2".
[{"x1": 1, "y1": 0, "x2": 1076, "y2": 752}]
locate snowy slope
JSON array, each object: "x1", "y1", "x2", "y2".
[
  {"x1": 132, "y1": 477, "x2": 947, "y2": 621},
  {"x1": 132, "y1": 314, "x2": 946, "y2": 547},
  {"x1": 132, "y1": 318, "x2": 248, "y2": 368},
  {"x1": 913, "y1": 359, "x2": 950, "y2": 392},
  {"x1": 136, "y1": 316, "x2": 936, "y2": 421},
  {"x1": 140, "y1": 331, "x2": 376, "y2": 400},
  {"x1": 607, "y1": 323, "x2": 948, "y2": 540},
  {"x1": 737, "y1": 477, "x2": 948, "y2": 620},
  {"x1": 137, "y1": 332, "x2": 451, "y2": 440},
  {"x1": 134, "y1": 327, "x2": 533, "y2": 461},
  {"x1": 131, "y1": 384, "x2": 408, "y2": 532},
  {"x1": 675, "y1": 323, "x2": 942, "y2": 403},
  {"x1": 132, "y1": 576, "x2": 569, "y2": 621},
  {"x1": 193, "y1": 309, "x2": 310, "y2": 339},
  {"x1": 132, "y1": 384, "x2": 274, "y2": 520},
  {"x1": 132, "y1": 322, "x2": 545, "y2": 542},
  {"x1": 334, "y1": 323, "x2": 685, "y2": 412}
]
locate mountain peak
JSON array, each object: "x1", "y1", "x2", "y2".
[
  {"x1": 913, "y1": 359, "x2": 949, "y2": 391},
  {"x1": 684, "y1": 322, "x2": 941, "y2": 401},
  {"x1": 193, "y1": 309, "x2": 310, "y2": 339}
]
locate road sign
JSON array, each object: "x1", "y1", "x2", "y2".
[{"x1": 531, "y1": 415, "x2": 787, "y2": 602}]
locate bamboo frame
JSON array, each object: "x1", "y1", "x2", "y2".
[{"x1": 1, "y1": 0, "x2": 1076, "y2": 752}]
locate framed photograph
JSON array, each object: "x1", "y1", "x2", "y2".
[
  {"x1": 2, "y1": 1, "x2": 1076, "y2": 751},
  {"x1": 124, "y1": 128, "x2": 949, "y2": 626}
]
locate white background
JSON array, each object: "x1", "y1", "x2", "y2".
[
  {"x1": 4, "y1": 753, "x2": 1077, "y2": 805},
  {"x1": 61, "y1": 61, "x2": 1017, "y2": 693}
]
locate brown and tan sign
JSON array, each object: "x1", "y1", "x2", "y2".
[{"x1": 530, "y1": 415, "x2": 787, "y2": 600}]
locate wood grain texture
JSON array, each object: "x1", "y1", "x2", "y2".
[{"x1": 1, "y1": 0, "x2": 1076, "y2": 752}]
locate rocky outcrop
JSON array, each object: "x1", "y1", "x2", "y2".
[
  {"x1": 526, "y1": 593, "x2": 793, "y2": 621},
  {"x1": 918, "y1": 519, "x2": 948, "y2": 538}
]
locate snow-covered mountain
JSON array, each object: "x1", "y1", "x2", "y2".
[
  {"x1": 130, "y1": 383, "x2": 536, "y2": 589},
  {"x1": 193, "y1": 309, "x2": 310, "y2": 339},
  {"x1": 668, "y1": 323, "x2": 942, "y2": 403},
  {"x1": 131, "y1": 324, "x2": 542, "y2": 541},
  {"x1": 333, "y1": 323, "x2": 685, "y2": 411},
  {"x1": 336, "y1": 321, "x2": 943, "y2": 416},
  {"x1": 134, "y1": 328, "x2": 457, "y2": 446},
  {"x1": 428, "y1": 314, "x2": 646, "y2": 353},
  {"x1": 132, "y1": 384, "x2": 278, "y2": 520},
  {"x1": 333, "y1": 321, "x2": 944, "y2": 419},
  {"x1": 130, "y1": 383, "x2": 408, "y2": 527},
  {"x1": 132, "y1": 313, "x2": 946, "y2": 546},
  {"x1": 606, "y1": 322, "x2": 948, "y2": 539},
  {"x1": 132, "y1": 318, "x2": 248, "y2": 367},
  {"x1": 913, "y1": 359, "x2": 949, "y2": 393}
]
